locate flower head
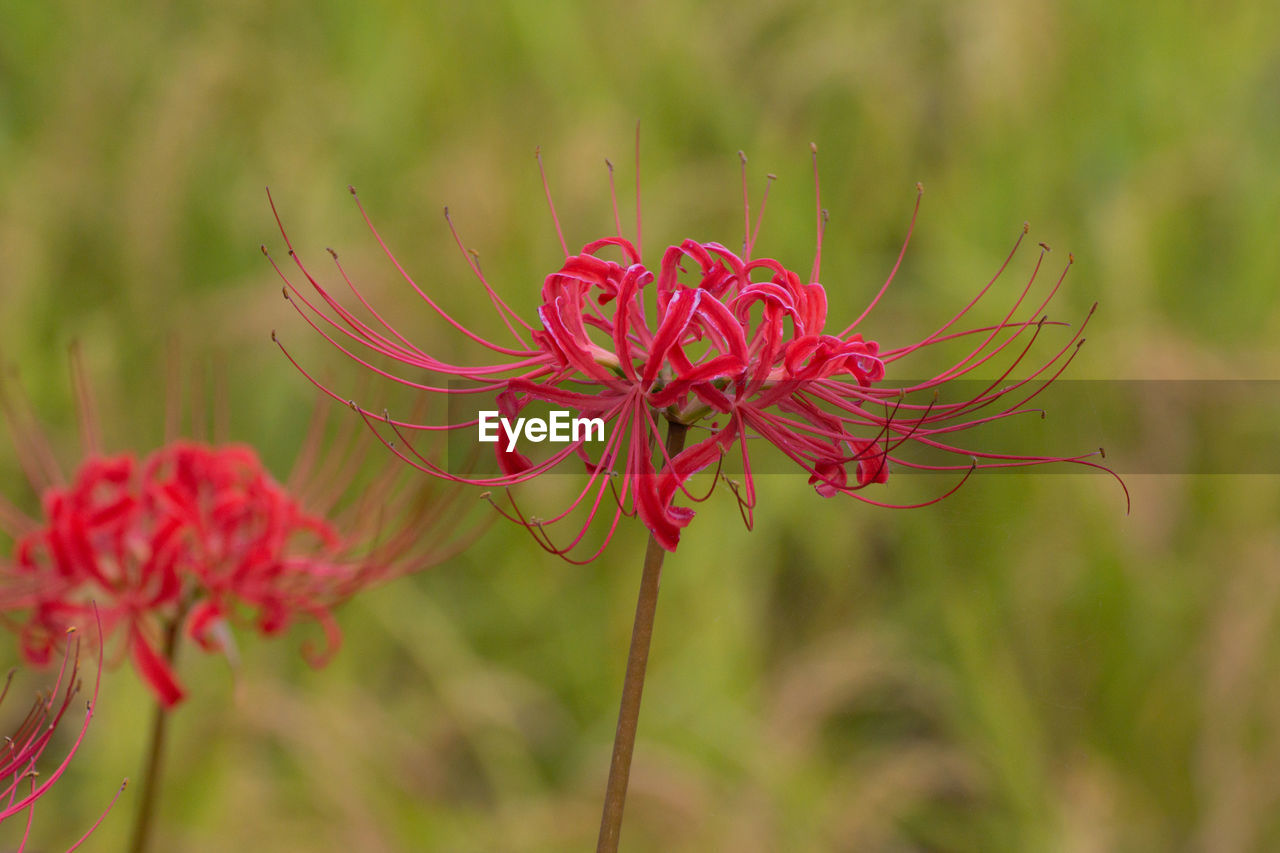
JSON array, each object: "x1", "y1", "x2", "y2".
[
  {"x1": 268, "y1": 143, "x2": 1125, "y2": 562},
  {"x1": 1, "y1": 353, "x2": 474, "y2": 706}
]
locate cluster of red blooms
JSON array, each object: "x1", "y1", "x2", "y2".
[
  {"x1": 0, "y1": 361, "x2": 467, "y2": 708},
  {"x1": 5, "y1": 443, "x2": 352, "y2": 708},
  {"x1": 269, "y1": 144, "x2": 1125, "y2": 563}
]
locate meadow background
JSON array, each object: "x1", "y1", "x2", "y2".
[{"x1": 2, "y1": 1, "x2": 1279, "y2": 850}]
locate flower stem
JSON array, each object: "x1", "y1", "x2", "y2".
[
  {"x1": 127, "y1": 618, "x2": 182, "y2": 853},
  {"x1": 597, "y1": 418, "x2": 688, "y2": 853}
]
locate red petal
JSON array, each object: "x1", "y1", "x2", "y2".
[{"x1": 130, "y1": 626, "x2": 185, "y2": 709}]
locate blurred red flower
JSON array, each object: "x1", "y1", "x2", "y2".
[{"x1": 0, "y1": 357, "x2": 473, "y2": 707}]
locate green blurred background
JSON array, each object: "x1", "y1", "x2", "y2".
[{"x1": 3, "y1": 0, "x2": 1279, "y2": 850}]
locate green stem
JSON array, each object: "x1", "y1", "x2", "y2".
[
  {"x1": 596, "y1": 419, "x2": 689, "y2": 853},
  {"x1": 127, "y1": 618, "x2": 182, "y2": 853}
]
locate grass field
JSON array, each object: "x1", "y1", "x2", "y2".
[{"x1": 2, "y1": 1, "x2": 1279, "y2": 850}]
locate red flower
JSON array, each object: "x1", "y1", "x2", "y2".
[
  {"x1": 1, "y1": 357, "x2": 471, "y2": 707},
  {"x1": 269, "y1": 145, "x2": 1125, "y2": 562}
]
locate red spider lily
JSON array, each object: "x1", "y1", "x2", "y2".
[
  {"x1": 1, "y1": 620, "x2": 125, "y2": 852},
  {"x1": 0, "y1": 355, "x2": 474, "y2": 707},
  {"x1": 268, "y1": 143, "x2": 1126, "y2": 563}
]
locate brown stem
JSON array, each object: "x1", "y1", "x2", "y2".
[
  {"x1": 127, "y1": 617, "x2": 182, "y2": 853},
  {"x1": 597, "y1": 419, "x2": 689, "y2": 853}
]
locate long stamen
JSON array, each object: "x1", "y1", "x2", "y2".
[
  {"x1": 163, "y1": 337, "x2": 181, "y2": 443},
  {"x1": 441, "y1": 208, "x2": 534, "y2": 346},
  {"x1": 840, "y1": 183, "x2": 924, "y2": 337},
  {"x1": 809, "y1": 142, "x2": 823, "y2": 284},
  {"x1": 884, "y1": 222, "x2": 1031, "y2": 361},
  {"x1": 0, "y1": 367, "x2": 64, "y2": 491},
  {"x1": 213, "y1": 363, "x2": 230, "y2": 444},
  {"x1": 68, "y1": 342, "x2": 101, "y2": 458},
  {"x1": 536, "y1": 147, "x2": 569, "y2": 259},
  {"x1": 750, "y1": 173, "x2": 777, "y2": 258},
  {"x1": 739, "y1": 151, "x2": 751, "y2": 259},
  {"x1": 275, "y1": 188, "x2": 532, "y2": 358},
  {"x1": 189, "y1": 365, "x2": 207, "y2": 442},
  {"x1": 605, "y1": 159, "x2": 623, "y2": 240},
  {"x1": 634, "y1": 121, "x2": 643, "y2": 260}
]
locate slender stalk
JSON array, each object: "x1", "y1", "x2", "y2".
[
  {"x1": 597, "y1": 419, "x2": 688, "y2": 853},
  {"x1": 127, "y1": 618, "x2": 182, "y2": 853}
]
